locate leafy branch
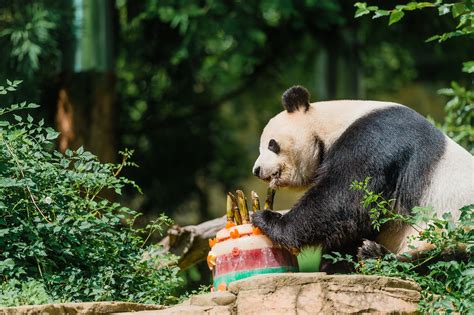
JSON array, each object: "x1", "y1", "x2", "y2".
[
  {"x1": 349, "y1": 177, "x2": 422, "y2": 232},
  {"x1": 354, "y1": 1, "x2": 474, "y2": 43},
  {"x1": 2, "y1": 139, "x2": 50, "y2": 223}
]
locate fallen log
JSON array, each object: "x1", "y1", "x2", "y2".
[{"x1": 157, "y1": 215, "x2": 226, "y2": 270}]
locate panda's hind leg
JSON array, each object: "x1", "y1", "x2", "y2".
[
  {"x1": 358, "y1": 231, "x2": 435, "y2": 262},
  {"x1": 357, "y1": 239, "x2": 391, "y2": 261}
]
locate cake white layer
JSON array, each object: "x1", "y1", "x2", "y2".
[
  {"x1": 216, "y1": 223, "x2": 254, "y2": 240},
  {"x1": 211, "y1": 233, "x2": 275, "y2": 256}
]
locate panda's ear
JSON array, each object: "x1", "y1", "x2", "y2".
[{"x1": 282, "y1": 85, "x2": 311, "y2": 113}]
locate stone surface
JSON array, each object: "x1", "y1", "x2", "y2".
[
  {"x1": 0, "y1": 274, "x2": 421, "y2": 314},
  {"x1": 0, "y1": 301, "x2": 163, "y2": 315},
  {"x1": 229, "y1": 273, "x2": 420, "y2": 315},
  {"x1": 190, "y1": 292, "x2": 236, "y2": 306},
  {"x1": 160, "y1": 273, "x2": 420, "y2": 315}
]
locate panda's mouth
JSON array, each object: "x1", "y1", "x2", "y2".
[{"x1": 269, "y1": 169, "x2": 282, "y2": 189}]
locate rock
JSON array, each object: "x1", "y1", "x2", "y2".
[
  {"x1": 190, "y1": 292, "x2": 236, "y2": 306},
  {"x1": 151, "y1": 273, "x2": 420, "y2": 314},
  {"x1": 229, "y1": 273, "x2": 420, "y2": 315},
  {"x1": 149, "y1": 305, "x2": 233, "y2": 315},
  {"x1": 0, "y1": 301, "x2": 163, "y2": 315},
  {"x1": 0, "y1": 274, "x2": 421, "y2": 314}
]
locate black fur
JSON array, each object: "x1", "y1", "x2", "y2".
[
  {"x1": 282, "y1": 86, "x2": 310, "y2": 113},
  {"x1": 252, "y1": 106, "x2": 446, "y2": 252},
  {"x1": 268, "y1": 139, "x2": 280, "y2": 154},
  {"x1": 316, "y1": 136, "x2": 325, "y2": 170},
  {"x1": 357, "y1": 239, "x2": 390, "y2": 260}
]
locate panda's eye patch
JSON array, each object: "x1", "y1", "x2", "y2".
[{"x1": 268, "y1": 139, "x2": 280, "y2": 154}]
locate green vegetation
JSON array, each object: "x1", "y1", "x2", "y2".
[
  {"x1": 0, "y1": 82, "x2": 182, "y2": 307},
  {"x1": 325, "y1": 178, "x2": 473, "y2": 313}
]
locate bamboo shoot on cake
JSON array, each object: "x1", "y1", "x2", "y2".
[
  {"x1": 236, "y1": 190, "x2": 250, "y2": 224},
  {"x1": 264, "y1": 188, "x2": 276, "y2": 210},
  {"x1": 228, "y1": 192, "x2": 242, "y2": 225},
  {"x1": 251, "y1": 191, "x2": 260, "y2": 212},
  {"x1": 226, "y1": 194, "x2": 234, "y2": 222}
]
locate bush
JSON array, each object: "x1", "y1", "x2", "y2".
[
  {"x1": 0, "y1": 80, "x2": 182, "y2": 306},
  {"x1": 324, "y1": 178, "x2": 473, "y2": 313}
]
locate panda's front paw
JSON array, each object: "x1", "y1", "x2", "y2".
[{"x1": 251, "y1": 210, "x2": 282, "y2": 240}]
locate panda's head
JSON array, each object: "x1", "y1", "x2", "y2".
[{"x1": 253, "y1": 86, "x2": 324, "y2": 189}]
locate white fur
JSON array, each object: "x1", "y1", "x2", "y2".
[{"x1": 420, "y1": 137, "x2": 474, "y2": 218}]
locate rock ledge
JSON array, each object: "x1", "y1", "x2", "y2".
[
  {"x1": 152, "y1": 273, "x2": 420, "y2": 314},
  {"x1": 1, "y1": 273, "x2": 421, "y2": 315}
]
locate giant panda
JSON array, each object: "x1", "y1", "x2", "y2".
[{"x1": 251, "y1": 85, "x2": 474, "y2": 261}]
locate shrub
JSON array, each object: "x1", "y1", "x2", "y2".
[
  {"x1": 324, "y1": 178, "x2": 473, "y2": 313},
  {"x1": 0, "y1": 80, "x2": 182, "y2": 306}
]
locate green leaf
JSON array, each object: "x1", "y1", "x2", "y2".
[
  {"x1": 60, "y1": 159, "x2": 69, "y2": 168},
  {"x1": 452, "y1": 3, "x2": 465, "y2": 18},
  {"x1": 354, "y1": 2, "x2": 372, "y2": 18},
  {"x1": 403, "y1": 2, "x2": 419, "y2": 11},
  {"x1": 416, "y1": 2, "x2": 436, "y2": 9},
  {"x1": 426, "y1": 34, "x2": 441, "y2": 42},
  {"x1": 46, "y1": 132, "x2": 59, "y2": 140},
  {"x1": 79, "y1": 221, "x2": 92, "y2": 230},
  {"x1": 0, "y1": 258, "x2": 15, "y2": 271},
  {"x1": 389, "y1": 10, "x2": 405, "y2": 25},
  {"x1": 438, "y1": 4, "x2": 451, "y2": 16},
  {"x1": 462, "y1": 61, "x2": 474, "y2": 73},
  {"x1": 46, "y1": 127, "x2": 60, "y2": 140},
  {"x1": 355, "y1": 7, "x2": 370, "y2": 18},
  {"x1": 373, "y1": 10, "x2": 390, "y2": 19},
  {"x1": 13, "y1": 115, "x2": 22, "y2": 122},
  {"x1": 27, "y1": 114, "x2": 33, "y2": 123}
]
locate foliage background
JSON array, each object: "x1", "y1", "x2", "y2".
[{"x1": 0, "y1": 0, "x2": 472, "y2": 291}]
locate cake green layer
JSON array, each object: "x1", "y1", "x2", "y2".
[{"x1": 213, "y1": 266, "x2": 298, "y2": 288}]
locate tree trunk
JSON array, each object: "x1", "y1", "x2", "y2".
[{"x1": 55, "y1": 72, "x2": 116, "y2": 162}]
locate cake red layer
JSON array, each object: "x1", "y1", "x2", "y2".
[{"x1": 214, "y1": 247, "x2": 298, "y2": 276}]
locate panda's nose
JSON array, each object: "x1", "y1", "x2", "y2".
[{"x1": 253, "y1": 166, "x2": 261, "y2": 177}]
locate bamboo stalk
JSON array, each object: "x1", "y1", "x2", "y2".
[
  {"x1": 264, "y1": 188, "x2": 276, "y2": 210},
  {"x1": 236, "y1": 190, "x2": 250, "y2": 224},
  {"x1": 226, "y1": 193, "x2": 234, "y2": 222},
  {"x1": 228, "y1": 192, "x2": 242, "y2": 225},
  {"x1": 251, "y1": 191, "x2": 260, "y2": 212}
]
